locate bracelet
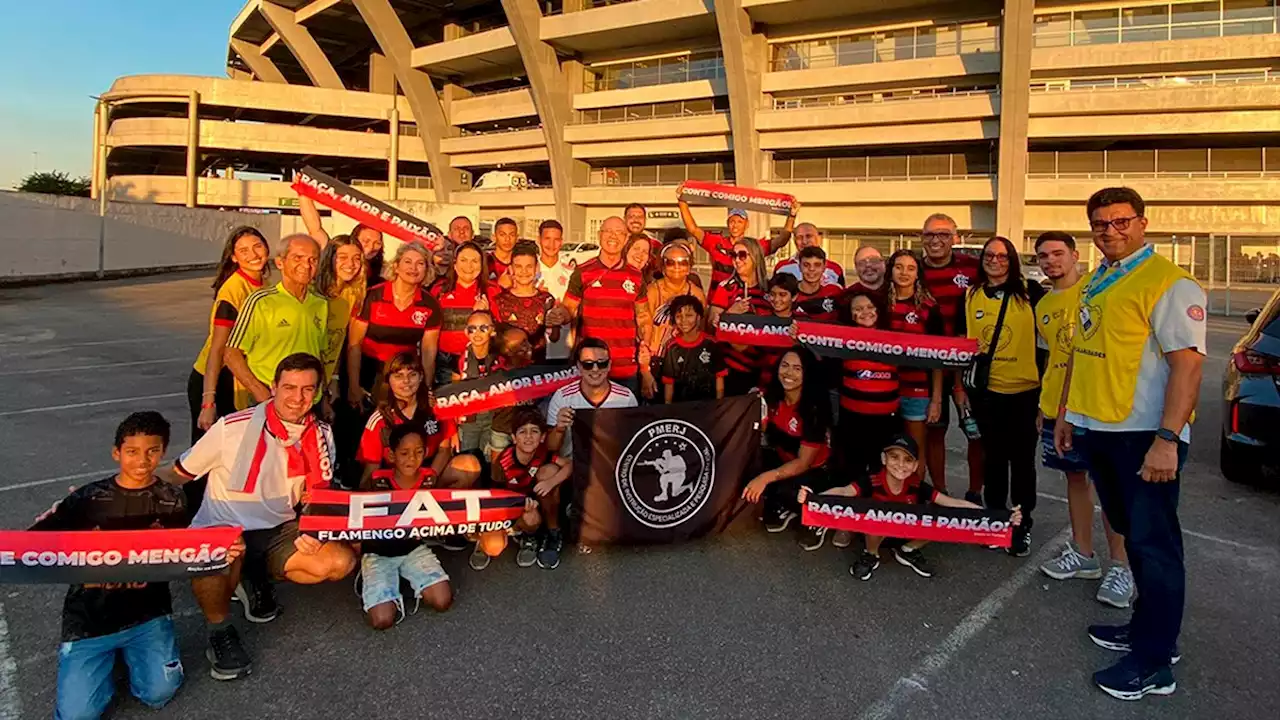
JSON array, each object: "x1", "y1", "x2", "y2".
[{"x1": 201, "y1": 403, "x2": 216, "y2": 409}]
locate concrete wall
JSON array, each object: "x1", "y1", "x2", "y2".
[{"x1": 0, "y1": 191, "x2": 280, "y2": 281}]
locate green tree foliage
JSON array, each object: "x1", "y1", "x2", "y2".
[{"x1": 18, "y1": 170, "x2": 92, "y2": 197}]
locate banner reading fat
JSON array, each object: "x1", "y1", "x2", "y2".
[
  {"x1": 300, "y1": 488, "x2": 526, "y2": 542},
  {"x1": 292, "y1": 165, "x2": 444, "y2": 249},
  {"x1": 432, "y1": 364, "x2": 579, "y2": 420},
  {"x1": 802, "y1": 496, "x2": 1014, "y2": 548},
  {"x1": 678, "y1": 180, "x2": 796, "y2": 217},
  {"x1": 0, "y1": 527, "x2": 242, "y2": 585}
]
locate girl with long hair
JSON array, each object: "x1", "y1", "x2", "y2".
[
  {"x1": 313, "y1": 234, "x2": 366, "y2": 393},
  {"x1": 708, "y1": 238, "x2": 773, "y2": 396},
  {"x1": 430, "y1": 241, "x2": 498, "y2": 387},
  {"x1": 885, "y1": 249, "x2": 947, "y2": 476}
]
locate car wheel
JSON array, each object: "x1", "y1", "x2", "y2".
[{"x1": 1219, "y1": 433, "x2": 1250, "y2": 484}]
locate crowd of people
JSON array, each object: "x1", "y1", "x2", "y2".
[{"x1": 34, "y1": 185, "x2": 1206, "y2": 717}]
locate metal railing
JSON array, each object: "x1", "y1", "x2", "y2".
[
  {"x1": 774, "y1": 173, "x2": 993, "y2": 183},
  {"x1": 1030, "y1": 69, "x2": 1280, "y2": 92},
  {"x1": 771, "y1": 24, "x2": 1000, "y2": 71},
  {"x1": 771, "y1": 86, "x2": 997, "y2": 110},
  {"x1": 588, "y1": 54, "x2": 726, "y2": 92},
  {"x1": 574, "y1": 106, "x2": 726, "y2": 125},
  {"x1": 457, "y1": 123, "x2": 543, "y2": 137},
  {"x1": 1027, "y1": 170, "x2": 1280, "y2": 180},
  {"x1": 1033, "y1": 8, "x2": 1280, "y2": 48}
]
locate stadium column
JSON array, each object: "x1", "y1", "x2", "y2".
[
  {"x1": 501, "y1": 0, "x2": 588, "y2": 244},
  {"x1": 229, "y1": 38, "x2": 288, "y2": 84},
  {"x1": 389, "y1": 107, "x2": 400, "y2": 201},
  {"x1": 258, "y1": 1, "x2": 346, "y2": 90},
  {"x1": 369, "y1": 53, "x2": 396, "y2": 95},
  {"x1": 996, "y1": 0, "x2": 1034, "y2": 247},
  {"x1": 352, "y1": 0, "x2": 461, "y2": 204},
  {"x1": 713, "y1": 0, "x2": 771, "y2": 233},
  {"x1": 187, "y1": 91, "x2": 200, "y2": 209}
]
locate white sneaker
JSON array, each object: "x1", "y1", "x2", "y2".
[
  {"x1": 1096, "y1": 565, "x2": 1136, "y2": 609},
  {"x1": 1039, "y1": 541, "x2": 1102, "y2": 580}
]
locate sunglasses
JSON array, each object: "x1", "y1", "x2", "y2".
[
  {"x1": 731, "y1": 250, "x2": 751, "y2": 261},
  {"x1": 579, "y1": 359, "x2": 611, "y2": 371},
  {"x1": 922, "y1": 231, "x2": 955, "y2": 242},
  {"x1": 663, "y1": 258, "x2": 690, "y2": 267},
  {"x1": 465, "y1": 324, "x2": 492, "y2": 333}
]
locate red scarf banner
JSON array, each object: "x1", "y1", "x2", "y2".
[
  {"x1": 802, "y1": 496, "x2": 1014, "y2": 547},
  {"x1": 678, "y1": 181, "x2": 796, "y2": 216},
  {"x1": 712, "y1": 317, "x2": 979, "y2": 370},
  {"x1": 0, "y1": 527, "x2": 243, "y2": 584},
  {"x1": 432, "y1": 364, "x2": 579, "y2": 420},
  {"x1": 292, "y1": 166, "x2": 444, "y2": 249},
  {"x1": 300, "y1": 488, "x2": 526, "y2": 542}
]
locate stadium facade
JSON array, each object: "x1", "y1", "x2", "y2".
[{"x1": 93, "y1": 0, "x2": 1280, "y2": 265}]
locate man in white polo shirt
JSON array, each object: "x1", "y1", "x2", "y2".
[
  {"x1": 546, "y1": 338, "x2": 638, "y2": 461},
  {"x1": 172, "y1": 353, "x2": 356, "y2": 682}
]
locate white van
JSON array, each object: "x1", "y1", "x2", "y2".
[{"x1": 474, "y1": 170, "x2": 529, "y2": 191}]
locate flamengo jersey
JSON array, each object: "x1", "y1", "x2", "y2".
[
  {"x1": 357, "y1": 282, "x2": 443, "y2": 362},
  {"x1": 709, "y1": 280, "x2": 772, "y2": 376},
  {"x1": 227, "y1": 283, "x2": 327, "y2": 390},
  {"x1": 764, "y1": 398, "x2": 830, "y2": 468},
  {"x1": 537, "y1": 256, "x2": 576, "y2": 302},
  {"x1": 794, "y1": 284, "x2": 844, "y2": 322},
  {"x1": 774, "y1": 256, "x2": 846, "y2": 287},
  {"x1": 431, "y1": 279, "x2": 499, "y2": 356},
  {"x1": 358, "y1": 405, "x2": 456, "y2": 467},
  {"x1": 492, "y1": 444, "x2": 557, "y2": 496},
  {"x1": 565, "y1": 258, "x2": 647, "y2": 379},
  {"x1": 839, "y1": 359, "x2": 900, "y2": 415},
  {"x1": 922, "y1": 253, "x2": 980, "y2": 335},
  {"x1": 852, "y1": 470, "x2": 940, "y2": 504},
  {"x1": 660, "y1": 334, "x2": 726, "y2": 403},
  {"x1": 699, "y1": 232, "x2": 773, "y2": 286},
  {"x1": 889, "y1": 297, "x2": 944, "y2": 397},
  {"x1": 178, "y1": 407, "x2": 336, "y2": 531},
  {"x1": 194, "y1": 269, "x2": 262, "y2": 373}
]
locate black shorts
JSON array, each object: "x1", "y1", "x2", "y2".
[{"x1": 243, "y1": 520, "x2": 300, "y2": 582}]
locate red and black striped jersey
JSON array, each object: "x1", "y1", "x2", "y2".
[
  {"x1": 357, "y1": 282, "x2": 443, "y2": 362},
  {"x1": 851, "y1": 469, "x2": 939, "y2": 504},
  {"x1": 794, "y1": 284, "x2": 844, "y2": 323},
  {"x1": 839, "y1": 359, "x2": 900, "y2": 415},
  {"x1": 430, "y1": 279, "x2": 499, "y2": 356},
  {"x1": 565, "y1": 258, "x2": 647, "y2": 379},
  {"x1": 358, "y1": 405, "x2": 456, "y2": 467},
  {"x1": 491, "y1": 444, "x2": 557, "y2": 496},
  {"x1": 888, "y1": 297, "x2": 945, "y2": 398},
  {"x1": 764, "y1": 398, "x2": 830, "y2": 468},
  {"x1": 710, "y1": 280, "x2": 772, "y2": 377},
  {"x1": 487, "y1": 251, "x2": 511, "y2": 283},
  {"x1": 698, "y1": 232, "x2": 774, "y2": 287},
  {"x1": 921, "y1": 254, "x2": 979, "y2": 335}
]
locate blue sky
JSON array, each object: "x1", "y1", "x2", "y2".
[{"x1": 0, "y1": 0, "x2": 243, "y2": 189}]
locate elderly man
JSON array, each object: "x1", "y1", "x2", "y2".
[
  {"x1": 1055, "y1": 187, "x2": 1205, "y2": 701},
  {"x1": 546, "y1": 217, "x2": 651, "y2": 394},
  {"x1": 224, "y1": 234, "x2": 327, "y2": 409},
  {"x1": 774, "y1": 223, "x2": 845, "y2": 286}
]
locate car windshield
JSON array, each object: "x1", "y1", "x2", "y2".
[{"x1": 1023, "y1": 254, "x2": 1038, "y2": 266}]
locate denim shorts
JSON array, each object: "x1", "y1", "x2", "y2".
[
  {"x1": 361, "y1": 546, "x2": 449, "y2": 611},
  {"x1": 1041, "y1": 417, "x2": 1088, "y2": 473},
  {"x1": 899, "y1": 395, "x2": 930, "y2": 423}
]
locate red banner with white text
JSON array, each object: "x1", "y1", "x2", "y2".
[
  {"x1": 802, "y1": 496, "x2": 1013, "y2": 547},
  {"x1": 678, "y1": 181, "x2": 796, "y2": 216},
  {"x1": 431, "y1": 364, "x2": 579, "y2": 420},
  {"x1": 300, "y1": 488, "x2": 526, "y2": 541},
  {"x1": 292, "y1": 165, "x2": 444, "y2": 248},
  {"x1": 0, "y1": 527, "x2": 243, "y2": 585}
]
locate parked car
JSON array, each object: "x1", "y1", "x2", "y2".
[
  {"x1": 560, "y1": 241, "x2": 600, "y2": 266},
  {"x1": 474, "y1": 170, "x2": 529, "y2": 191},
  {"x1": 1220, "y1": 288, "x2": 1280, "y2": 484}
]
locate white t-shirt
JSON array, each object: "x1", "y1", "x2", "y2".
[
  {"x1": 537, "y1": 256, "x2": 576, "y2": 302},
  {"x1": 773, "y1": 256, "x2": 845, "y2": 287},
  {"x1": 1065, "y1": 278, "x2": 1207, "y2": 441},
  {"x1": 545, "y1": 379, "x2": 637, "y2": 458},
  {"x1": 177, "y1": 407, "x2": 337, "y2": 531}
]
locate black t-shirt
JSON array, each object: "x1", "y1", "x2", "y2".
[
  {"x1": 30, "y1": 476, "x2": 189, "y2": 642},
  {"x1": 660, "y1": 334, "x2": 726, "y2": 403},
  {"x1": 362, "y1": 469, "x2": 432, "y2": 557}
]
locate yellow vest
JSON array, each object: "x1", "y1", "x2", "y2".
[
  {"x1": 965, "y1": 287, "x2": 1039, "y2": 395},
  {"x1": 1036, "y1": 282, "x2": 1082, "y2": 419},
  {"x1": 1067, "y1": 253, "x2": 1196, "y2": 423}
]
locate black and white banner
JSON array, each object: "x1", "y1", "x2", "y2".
[
  {"x1": 432, "y1": 364, "x2": 580, "y2": 420},
  {"x1": 292, "y1": 165, "x2": 444, "y2": 248},
  {"x1": 0, "y1": 527, "x2": 242, "y2": 585},
  {"x1": 572, "y1": 396, "x2": 760, "y2": 544}
]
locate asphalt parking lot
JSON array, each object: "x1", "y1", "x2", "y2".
[{"x1": 0, "y1": 272, "x2": 1277, "y2": 719}]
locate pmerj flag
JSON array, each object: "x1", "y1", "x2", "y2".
[{"x1": 572, "y1": 395, "x2": 761, "y2": 545}]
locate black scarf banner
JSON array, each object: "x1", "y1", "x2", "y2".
[
  {"x1": 715, "y1": 315, "x2": 794, "y2": 348},
  {"x1": 300, "y1": 488, "x2": 526, "y2": 542},
  {"x1": 715, "y1": 315, "x2": 979, "y2": 370},
  {"x1": 802, "y1": 496, "x2": 1014, "y2": 547},
  {"x1": 0, "y1": 527, "x2": 242, "y2": 585},
  {"x1": 572, "y1": 395, "x2": 760, "y2": 545},
  {"x1": 292, "y1": 165, "x2": 445, "y2": 248},
  {"x1": 678, "y1": 180, "x2": 796, "y2": 216},
  {"x1": 432, "y1": 364, "x2": 580, "y2": 420}
]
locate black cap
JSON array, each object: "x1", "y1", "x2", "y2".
[{"x1": 883, "y1": 434, "x2": 919, "y2": 460}]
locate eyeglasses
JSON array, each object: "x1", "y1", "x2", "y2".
[
  {"x1": 663, "y1": 258, "x2": 690, "y2": 267},
  {"x1": 465, "y1": 324, "x2": 492, "y2": 333},
  {"x1": 731, "y1": 250, "x2": 751, "y2": 261},
  {"x1": 1090, "y1": 216, "x2": 1141, "y2": 234},
  {"x1": 921, "y1": 231, "x2": 955, "y2": 242},
  {"x1": 854, "y1": 258, "x2": 884, "y2": 268},
  {"x1": 579, "y1": 359, "x2": 611, "y2": 371},
  {"x1": 982, "y1": 252, "x2": 1010, "y2": 263}
]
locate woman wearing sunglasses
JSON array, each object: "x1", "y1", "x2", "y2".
[
  {"x1": 707, "y1": 239, "x2": 772, "y2": 396},
  {"x1": 640, "y1": 242, "x2": 707, "y2": 390}
]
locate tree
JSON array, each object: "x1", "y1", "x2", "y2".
[{"x1": 18, "y1": 170, "x2": 91, "y2": 197}]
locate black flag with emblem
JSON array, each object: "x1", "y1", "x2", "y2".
[{"x1": 572, "y1": 395, "x2": 761, "y2": 545}]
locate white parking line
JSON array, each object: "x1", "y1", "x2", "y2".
[
  {"x1": 0, "y1": 358, "x2": 188, "y2": 377},
  {"x1": 1036, "y1": 492, "x2": 1267, "y2": 552},
  {"x1": 0, "y1": 392, "x2": 184, "y2": 418},
  {"x1": 858, "y1": 525, "x2": 1073, "y2": 720}
]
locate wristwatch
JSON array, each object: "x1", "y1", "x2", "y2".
[{"x1": 1155, "y1": 428, "x2": 1179, "y2": 444}]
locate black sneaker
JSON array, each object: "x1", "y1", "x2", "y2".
[
  {"x1": 764, "y1": 507, "x2": 798, "y2": 533},
  {"x1": 1008, "y1": 527, "x2": 1032, "y2": 557},
  {"x1": 441, "y1": 534, "x2": 469, "y2": 552},
  {"x1": 206, "y1": 625, "x2": 252, "y2": 681},
  {"x1": 537, "y1": 528, "x2": 563, "y2": 570},
  {"x1": 1093, "y1": 656, "x2": 1176, "y2": 701},
  {"x1": 234, "y1": 581, "x2": 279, "y2": 624},
  {"x1": 799, "y1": 525, "x2": 827, "y2": 551},
  {"x1": 893, "y1": 546, "x2": 935, "y2": 578},
  {"x1": 964, "y1": 491, "x2": 983, "y2": 506},
  {"x1": 1088, "y1": 624, "x2": 1182, "y2": 665},
  {"x1": 849, "y1": 551, "x2": 880, "y2": 581}
]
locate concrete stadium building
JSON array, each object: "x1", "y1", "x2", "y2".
[{"x1": 93, "y1": 0, "x2": 1280, "y2": 270}]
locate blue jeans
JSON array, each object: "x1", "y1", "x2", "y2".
[
  {"x1": 55, "y1": 615, "x2": 183, "y2": 720},
  {"x1": 1080, "y1": 429, "x2": 1187, "y2": 668}
]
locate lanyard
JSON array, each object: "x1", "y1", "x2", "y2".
[{"x1": 1081, "y1": 244, "x2": 1154, "y2": 304}]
